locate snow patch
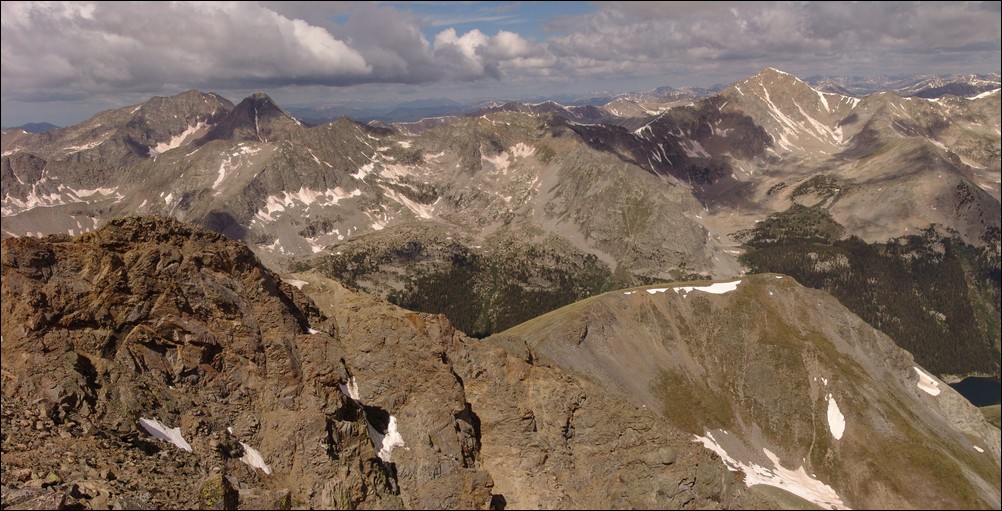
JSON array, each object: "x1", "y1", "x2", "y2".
[
  {"x1": 814, "y1": 88, "x2": 831, "y2": 112},
  {"x1": 1, "y1": 185, "x2": 129, "y2": 215},
  {"x1": 213, "y1": 146, "x2": 262, "y2": 192},
  {"x1": 644, "y1": 281, "x2": 741, "y2": 295},
  {"x1": 138, "y1": 418, "x2": 192, "y2": 453},
  {"x1": 239, "y1": 441, "x2": 272, "y2": 474},
  {"x1": 973, "y1": 445, "x2": 984, "y2": 453},
  {"x1": 968, "y1": 88, "x2": 1000, "y2": 100},
  {"x1": 62, "y1": 140, "x2": 103, "y2": 153},
  {"x1": 259, "y1": 239, "x2": 281, "y2": 252},
  {"x1": 255, "y1": 187, "x2": 361, "y2": 222},
  {"x1": 225, "y1": 427, "x2": 272, "y2": 474},
  {"x1": 352, "y1": 162, "x2": 375, "y2": 180},
  {"x1": 825, "y1": 394, "x2": 845, "y2": 440},
  {"x1": 383, "y1": 188, "x2": 435, "y2": 219},
  {"x1": 337, "y1": 377, "x2": 408, "y2": 463},
  {"x1": 149, "y1": 122, "x2": 206, "y2": 156},
  {"x1": 913, "y1": 366, "x2": 941, "y2": 396},
  {"x1": 681, "y1": 139, "x2": 711, "y2": 158},
  {"x1": 380, "y1": 163, "x2": 412, "y2": 180},
  {"x1": 72, "y1": 187, "x2": 118, "y2": 199},
  {"x1": 373, "y1": 416, "x2": 406, "y2": 463},
  {"x1": 339, "y1": 377, "x2": 360, "y2": 401},
  {"x1": 483, "y1": 143, "x2": 536, "y2": 175},
  {"x1": 306, "y1": 148, "x2": 332, "y2": 167},
  {"x1": 482, "y1": 151, "x2": 512, "y2": 174},
  {"x1": 284, "y1": 279, "x2": 308, "y2": 289},
  {"x1": 509, "y1": 142, "x2": 535, "y2": 159},
  {"x1": 671, "y1": 280, "x2": 742, "y2": 295},
  {"x1": 694, "y1": 430, "x2": 848, "y2": 510}
]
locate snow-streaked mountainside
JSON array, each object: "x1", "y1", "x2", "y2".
[
  {"x1": 268, "y1": 72, "x2": 999, "y2": 128},
  {"x1": 3, "y1": 69, "x2": 997, "y2": 252},
  {"x1": 584, "y1": 67, "x2": 1000, "y2": 246},
  {"x1": 498, "y1": 274, "x2": 1001, "y2": 509},
  {"x1": 1, "y1": 68, "x2": 999, "y2": 379},
  {"x1": 805, "y1": 72, "x2": 1001, "y2": 99}
]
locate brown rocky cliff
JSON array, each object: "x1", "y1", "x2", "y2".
[
  {"x1": 0, "y1": 217, "x2": 404, "y2": 509},
  {"x1": 282, "y1": 272, "x2": 494, "y2": 510},
  {"x1": 292, "y1": 271, "x2": 771, "y2": 510}
]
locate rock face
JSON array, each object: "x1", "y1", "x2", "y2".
[
  {"x1": 198, "y1": 93, "x2": 303, "y2": 145},
  {"x1": 0, "y1": 217, "x2": 487, "y2": 509},
  {"x1": 288, "y1": 271, "x2": 775, "y2": 510}
]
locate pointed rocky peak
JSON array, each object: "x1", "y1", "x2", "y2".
[
  {"x1": 713, "y1": 68, "x2": 860, "y2": 155},
  {"x1": 759, "y1": 66, "x2": 799, "y2": 79},
  {"x1": 197, "y1": 92, "x2": 304, "y2": 145},
  {"x1": 328, "y1": 115, "x2": 363, "y2": 130},
  {"x1": 727, "y1": 67, "x2": 815, "y2": 99}
]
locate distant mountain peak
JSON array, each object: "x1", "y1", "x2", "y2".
[
  {"x1": 747, "y1": 67, "x2": 810, "y2": 87},
  {"x1": 197, "y1": 92, "x2": 302, "y2": 144},
  {"x1": 761, "y1": 66, "x2": 794, "y2": 76},
  {"x1": 727, "y1": 67, "x2": 820, "y2": 100}
]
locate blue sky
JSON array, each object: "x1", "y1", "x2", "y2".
[{"x1": 2, "y1": 1, "x2": 1000, "y2": 126}]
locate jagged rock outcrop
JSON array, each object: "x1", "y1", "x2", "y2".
[
  {"x1": 288, "y1": 271, "x2": 775, "y2": 510},
  {"x1": 0, "y1": 217, "x2": 488, "y2": 509}
]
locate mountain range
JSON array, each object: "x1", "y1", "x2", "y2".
[
  {"x1": 4, "y1": 67, "x2": 997, "y2": 373},
  {"x1": 1, "y1": 68, "x2": 999, "y2": 509},
  {"x1": 278, "y1": 72, "x2": 1002, "y2": 126}
]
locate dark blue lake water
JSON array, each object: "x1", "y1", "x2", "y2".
[{"x1": 948, "y1": 377, "x2": 1001, "y2": 407}]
